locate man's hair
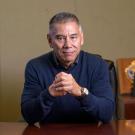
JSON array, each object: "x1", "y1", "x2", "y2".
[{"x1": 49, "y1": 12, "x2": 81, "y2": 30}]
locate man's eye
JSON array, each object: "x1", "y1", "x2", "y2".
[
  {"x1": 70, "y1": 36, "x2": 77, "y2": 40},
  {"x1": 56, "y1": 37, "x2": 64, "y2": 41}
]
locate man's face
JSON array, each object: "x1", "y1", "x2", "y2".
[{"x1": 47, "y1": 21, "x2": 84, "y2": 66}]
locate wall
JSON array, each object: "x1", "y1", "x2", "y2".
[{"x1": 0, "y1": 0, "x2": 135, "y2": 121}]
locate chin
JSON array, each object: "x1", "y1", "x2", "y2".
[
  {"x1": 65, "y1": 54, "x2": 77, "y2": 61},
  {"x1": 64, "y1": 58, "x2": 75, "y2": 63}
]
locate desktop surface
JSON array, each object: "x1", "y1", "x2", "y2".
[{"x1": 0, "y1": 120, "x2": 135, "y2": 135}]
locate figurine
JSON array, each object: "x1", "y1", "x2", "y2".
[{"x1": 125, "y1": 60, "x2": 135, "y2": 96}]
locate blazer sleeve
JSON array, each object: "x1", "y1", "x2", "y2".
[
  {"x1": 78, "y1": 59, "x2": 115, "y2": 123},
  {"x1": 21, "y1": 60, "x2": 55, "y2": 124}
]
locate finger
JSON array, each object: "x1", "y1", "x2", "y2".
[
  {"x1": 54, "y1": 76, "x2": 67, "y2": 83},
  {"x1": 54, "y1": 81, "x2": 69, "y2": 88},
  {"x1": 55, "y1": 72, "x2": 69, "y2": 81},
  {"x1": 55, "y1": 72, "x2": 68, "y2": 78},
  {"x1": 55, "y1": 90, "x2": 67, "y2": 96},
  {"x1": 55, "y1": 85, "x2": 73, "y2": 92}
]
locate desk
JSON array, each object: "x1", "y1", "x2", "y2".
[{"x1": 0, "y1": 120, "x2": 135, "y2": 135}]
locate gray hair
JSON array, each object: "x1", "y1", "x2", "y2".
[{"x1": 49, "y1": 12, "x2": 82, "y2": 31}]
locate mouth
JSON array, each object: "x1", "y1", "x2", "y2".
[
  {"x1": 63, "y1": 50, "x2": 74, "y2": 56},
  {"x1": 63, "y1": 48, "x2": 74, "y2": 54}
]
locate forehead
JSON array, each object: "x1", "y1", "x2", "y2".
[{"x1": 50, "y1": 21, "x2": 80, "y2": 35}]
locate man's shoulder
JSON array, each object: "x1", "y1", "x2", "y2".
[
  {"x1": 81, "y1": 51, "x2": 102, "y2": 62},
  {"x1": 81, "y1": 51, "x2": 107, "y2": 68},
  {"x1": 26, "y1": 51, "x2": 53, "y2": 66},
  {"x1": 81, "y1": 51, "x2": 108, "y2": 74}
]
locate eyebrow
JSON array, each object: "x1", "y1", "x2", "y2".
[
  {"x1": 55, "y1": 34, "x2": 65, "y2": 37},
  {"x1": 70, "y1": 33, "x2": 77, "y2": 36}
]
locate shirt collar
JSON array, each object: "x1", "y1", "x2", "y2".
[{"x1": 53, "y1": 51, "x2": 80, "y2": 68}]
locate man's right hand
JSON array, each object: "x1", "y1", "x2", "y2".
[{"x1": 48, "y1": 80, "x2": 67, "y2": 97}]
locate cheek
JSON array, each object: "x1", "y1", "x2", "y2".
[
  {"x1": 53, "y1": 43, "x2": 64, "y2": 54},
  {"x1": 73, "y1": 40, "x2": 82, "y2": 48},
  {"x1": 52, "y1": 41, "x2": 63, "y2": 49}
]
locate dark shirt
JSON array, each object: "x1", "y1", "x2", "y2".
[{"x1": 21, "y1": 51, "x2": 114, "y2": 124}]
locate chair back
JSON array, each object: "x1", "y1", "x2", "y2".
[{"x1": 105, "y1": 59, "x2": 118, "y2": 119}]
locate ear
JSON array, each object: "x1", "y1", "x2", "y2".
[
  {"x1": 80, "y1": 32, "x2": 84, "y2": 46},
  {"x1": 47, "y1": 34, "x2": 53, "y2": 48}
]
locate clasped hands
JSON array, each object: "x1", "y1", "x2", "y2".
[{"x1": 49, "y1": 72, "x2": 81, "y2": 97}]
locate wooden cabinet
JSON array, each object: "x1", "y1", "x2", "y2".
[{"x1": 121, "y1": 95, "x2": 135, "y2": 119}]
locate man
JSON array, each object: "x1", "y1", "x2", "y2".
[{"x1": 21, "y1": 12, "x2": 114, "y2": 124}]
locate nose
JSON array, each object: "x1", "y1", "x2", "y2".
[{"x1": 64, "y1": 37, "x2": 72, "y2": 48}]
